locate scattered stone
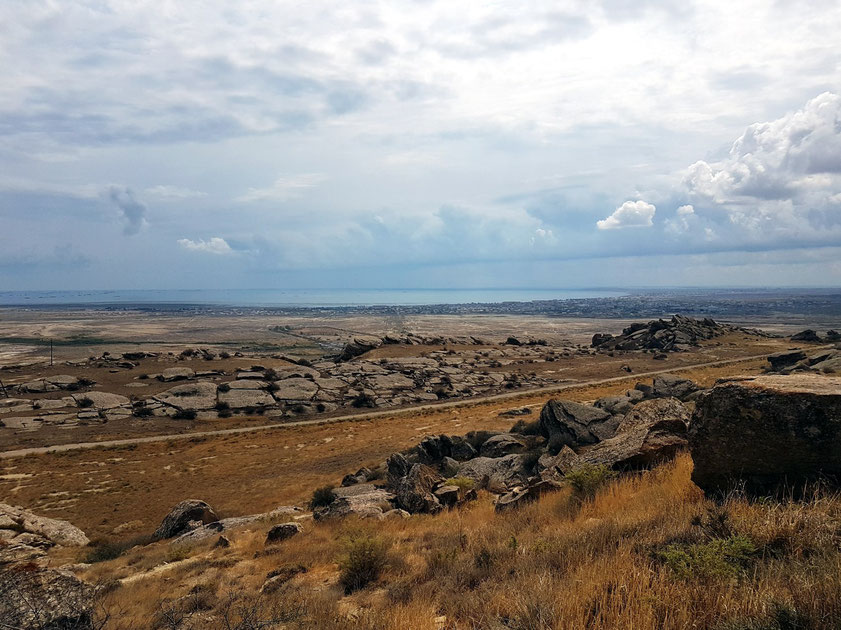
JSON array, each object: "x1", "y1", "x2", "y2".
[
  {"x1": 458, "y1": 454, "x2": 528, "y2": 490},
  {"x1": 690, "y1": 375, "x2": 841, "y2": 495},
  {"x1": 495, "y1": 479, "x2": 563, "y2": 512},
  {"x1": 392, "y1": 464, "x2": 444, "y2": 514}
]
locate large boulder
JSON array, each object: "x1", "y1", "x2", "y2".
[
  {"x1": 0, "y1": 504, "x2": 89, "y2": 547},
  {"x1": 689, "y1": 375, "x2": 841, "y2": 495},
  {"x1": 458, "y1": 455, "x2": 529, "y2": 490},
  {"x1": 392, "y1": 464, "x2": 444, "y2": 514},
  {"x1": 538, "y1": 399, "x2": 617, "y2": 447},
  {"x1": 651, "y1": 374, "x2": 698, "y2": 400},
  {"x1": 480, "y1": 434, "x2": 528, "y2": 457},
  {"x1": 0, "y1": 567, "x2": 96, "y2": 630},
  {"x1": 313, "y1": 486, "x2": 395, "y2": 520},
  {"x1": 578, "y1": 398, "x2": 690, "y2": 470},
  {"x1": 153, "y1": 499, "x2": 219, "y2": 539},
  {"x1": 154, "y1": 382, "x2": 218, "y2": 411}
]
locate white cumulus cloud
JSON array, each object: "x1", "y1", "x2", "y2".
[
  {"x1": 177, "y1": 237, "x2": 233, "y2": 255},
  {"x1": 597, "y1": 200, "x2": 656, "y2": 230}
]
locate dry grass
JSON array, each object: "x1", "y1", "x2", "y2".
[{"x1": 76, "y1": 453, "x2": 841, "y2": 629}]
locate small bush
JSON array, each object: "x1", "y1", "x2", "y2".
[
  {"x1": 565, "y1": 464, "x2": 617, "y2": 499},
  {"x1": 218, "y1": 409, "x2": 232, "y2": 418},
  {"x1": 133, "y1": 407, "x2": 154, "y2": 418},
  {"x1": 339, "y1": 534, "x2": 390, "y2": 593},
  {"x1": 77, "y1": 397, "x2": 94, "y2": 408},
  {"x1": 219, "y1": 351, "x2": 231, "y2": 359},
  {"x1": 173, "y1": 409, "x2": 197, "y2": 420},
  {"x1": 166, "y1": 544, "x2": 195, "y2": 563},
  {"x1": 214, "y1": 401, "x2": 230, "y2": 411},
  {"x1": 78, "y1": 377, "x2": 96, "y2": 387},
  {"x1": 657, "y1": 535, "x2": 758, "y2": 580},
  {"x1": 309, "y1": 485, "x2": 336, "y2": 509},
  {"x1": 263, "y1": 368, "x2": 278, "y2": 380},
  {"x1": 217, "y1": 383, "x2": 231, "y2": 393},
  {"x1": 265, "y1": 382, "x2": 280, "y2": 393},
  {"x1": 84, "y1": 535, "x2": 152, "y2": 563}
]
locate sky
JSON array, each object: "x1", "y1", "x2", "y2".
[{"x1": 2, "y1": 0, "x2": 841, "y2": 290}]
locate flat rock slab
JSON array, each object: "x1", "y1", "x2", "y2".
[
  {"x1": 154, "y1": 381, "x2": 218, "y2": 411},
  {"x1": 272, "y1": 378, "x2": 318, "y2": 401},
  {"x1": 368, "y1": 374, "x2": 416, "y2": 390},
  {"x1": 226, "y1": 380, "x2": 268, "y2": 390},
  {"x1": 690, "y1": 375, "x2": 841, "y2": 495},
  {"x1": 0, "y1": 503, "x2": 89, "y2": 546},
  {"x1": 218, "y1": 388, "x2": 276, "y2": 409},
  {"x1": 160, "y1": 367, "x2": 196, "y2": 382},
  {"x1": 71, "y1": 392, "x2": 130, "y2": 409}
]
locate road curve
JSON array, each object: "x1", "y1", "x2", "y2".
[{"x1": 0, "y1": 352, "x2": 773, "y2": 459}]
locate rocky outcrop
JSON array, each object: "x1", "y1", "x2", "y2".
[
  {"x1": 791, "y1": 329, "x2": 823, "y2": 343},
  {"x1": 591, "y1": 314, "x2": 763, "y2": 352},
  {"x1": 0, "y1": 504, "x2": 89, "y2": 547},
  {"x1": 768, "y1": 348, "x2": 841, "y2": 375},
  {"x1": 594, "y1": 390, "x2": 644, "y2": 415},
  {"x1": 538, "y1": 399, "x2": 617, "y2": 447},
  {"x1": 689, "y1": 375, "x2": 841, "y2": 495},
  {"x1": 578, "y1": 398, "x2": 690, "y2": 470},
  {"x1": 0, "y1": 567, "x2": 96, "y2": 630},
  {"x1": 767, "y1": 350, "x2": 808, "y2": 371},
  {"x1": 153, "y1": 499, "x2": 219, "y2": 539}
]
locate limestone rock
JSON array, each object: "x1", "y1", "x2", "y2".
[
  {"x1": 689, "y1": 375, "x2": 841, "y2": 495},
  {"x1": 153, "y1": 499, "x2": 219, "y2": 539},
  {"x1": 0, "y1": 504, "x2": 89, "y2": 547},
  {"x1": 538, "y1": 399, "x2": 617, "y2": 447},
  {"x1": 578, "y1": 398, "x2": 690, "y2": 470},
  {"x1": 480, "y1": 434, "x2": 528, "y2": 457},
  {"x1": 218, "y1": 388, "x2": 275, "y2": 409},
  {"x1": 265, "y1": 522, "x2": 302, "y2": 544},
  {"x1": 154, "y1": 382, "x2": 218, "y2": 411},
  {"x1": 651, "y1": 374, "x2": 699, "y2": 400},
  {"x1": 272, "y1": 378, "x2": 319, "y2": 401},
  {"x1": 458, "y1": 454, "x2": 528, "y2": 489},
  {"x1": 71, "y1": 391, "x2": 130, "y2": 410}
]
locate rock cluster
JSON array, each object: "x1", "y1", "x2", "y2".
[
  {"x1": 790, "y1": 329, "x2": 839, "y2": 343},
  {"x1": 591, "y1": 314, "x2": 766, "y2": 352},
  {"x1": 326, "y1": 375, "x2": 698, "y2": 515}
]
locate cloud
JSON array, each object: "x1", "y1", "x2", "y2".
[
  {"x1": 680, "y1": 92, "x2": 841, "y2": 245},
  {"x1": 597, "y1": 200, "x2": 656, "y2": 230},
  {"x1": 144, "y1": 185, "x2": 207, "y2": 199},
  {"x1": 177, "y1": 237, "x2": 234, "y2": 255},
  {"x1": 107, "y1": 186, "x2": 147, "y2": 235},
  {"x1": 237, "y1": 174, "x2": 326, "y2": 202}
]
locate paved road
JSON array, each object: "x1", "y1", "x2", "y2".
[{"x1": 0, "y1": 352, "x2": 773, "y2": 459}]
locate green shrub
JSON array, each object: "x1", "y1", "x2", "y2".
[
  {"x1": 214, "y1": 401, "x2": 230, "y2": 411},
  {"x1": 444, "y1": 477, "x2": 475, "y2": 491},
  {"x1": 565, "y1": 464, "x2": 617, "y2": 499},
  {"x1": 77, "y1": 397, "x2": 94, "y2": 408},
  {"x1": 309, "y1": 485, "x2": 337, "y2": 509},
  {"x1": 339, "y1": 534, "x2": 390, "y2": 593},
  {"x1": 658, "y1": 535, "x2": 758, "y2": 580},
  {"x1": 217, "y1": 383, "x2": 231, "y2": 393},
  {"x1": 133, "y1": 406, "x2": 154, "y2": 418},
  {"x1": 173, "y1": 409, "x2": 197, "y2": 420}
]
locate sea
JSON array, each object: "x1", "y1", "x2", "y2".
[{"x1": 0, "y1": 288, "x2": 626, "y2": 308}]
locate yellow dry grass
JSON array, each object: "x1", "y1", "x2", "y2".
[{"x1": 78, "y1": 453, "x2": 841, "y2": 629}]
